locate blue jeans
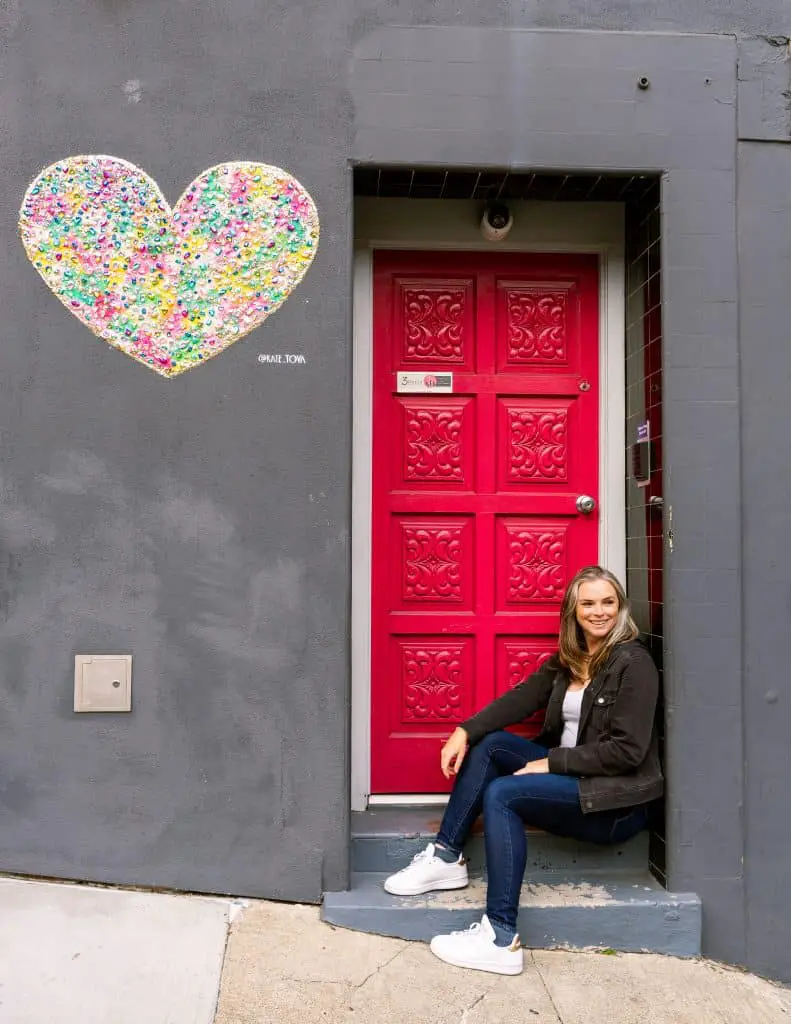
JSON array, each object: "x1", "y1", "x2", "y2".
[{"x1": 436, "y1": 731, "x2": 649, "y2": 938}]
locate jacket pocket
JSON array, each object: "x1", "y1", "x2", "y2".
[{"x1": 590, "y1": 692, "x2": 617, "y2": 718}]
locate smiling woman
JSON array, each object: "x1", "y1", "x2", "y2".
[
  {"x1": 576, "y1": 580, "x2": 620, "y2": 648},
  {"x1": 381, "y1": 565, "x2": 663, "y2": 977},
  {"x1": 559, "y1": 569, "x2": 639, "y2": 683}
]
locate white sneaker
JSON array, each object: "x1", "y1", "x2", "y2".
[
  {"x1": 383, "y1": 842, "x2": 468, "y2": 896},
  {"x1": 430, "y1": 914, "x2": 523, "y2": 975}
]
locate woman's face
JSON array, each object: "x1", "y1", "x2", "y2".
[{"x1": 575, "y1": 579, "x2": 619, "y2": 648}]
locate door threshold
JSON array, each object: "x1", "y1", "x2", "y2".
[{"x1": 368, "y1": 794, "x2": 449, "y2": 807}]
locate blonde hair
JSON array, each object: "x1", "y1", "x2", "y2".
[{"x1": 558, "y1": 566, "x2": 639, "y2": 680}]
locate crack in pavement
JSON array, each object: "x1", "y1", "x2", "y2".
[
  {"x1": 353, "y1": 942, "x2": 409, "y2": 991},
  {"x1": 456, "y1": 972, "x2": 503, "y2": 1023},
  {"x1": 458, "y1": 990, "x2": 487, "y2": 1023},
  {"x1": 531, "y1": 951, "x2": 565, "y2": 1023},
  {"x1": 271, "y1": 943, "x2": 409, "y2": 992},
  {"x1": 210, "y1": 917, "x2": 234, "y2": 1022}
]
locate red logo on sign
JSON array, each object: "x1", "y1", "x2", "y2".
[{"x1": 423, "y1": 374, "x2": 437, "y2": 388}]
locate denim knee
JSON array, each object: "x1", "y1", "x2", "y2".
[
  {"x1": 469, "y1": 731, "x2": 510, "y2": 761},
  {"x1": 482, "y1": 775, "x2": 511, "y2": 815}
]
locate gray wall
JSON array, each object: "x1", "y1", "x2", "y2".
[
  {"x1": 738, "y1": 142, "x2": 791, "y2": 982},
  {"x1": 2, "y1": 0, "x2": 791, "y2": 983},
  {"x1": 0, "y1": 0, "x2": 352, "y2": 900}
]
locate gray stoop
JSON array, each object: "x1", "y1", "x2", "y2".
[{"x1": 321, "y1": 808, "x2": 701, "y2": 957}]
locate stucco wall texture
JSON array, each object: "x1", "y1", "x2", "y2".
[{"x1": 1, "y1": 0, "x2": 790, "y2": 983}]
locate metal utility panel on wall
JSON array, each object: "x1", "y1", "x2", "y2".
[{"x1": 74, "y1": 655, "x2": 132, "y2": 713}]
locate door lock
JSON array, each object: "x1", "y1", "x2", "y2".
[{"x1": 576, "y1": 495, "x2": 597, "y2": 514}]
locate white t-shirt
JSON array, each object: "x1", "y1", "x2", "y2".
[{"x1": 560, "y1": 687, "x2": 585, "y2": 748}]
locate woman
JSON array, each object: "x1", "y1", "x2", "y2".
[{"x1": 383, "y1": 566, "x2": 663, "y2": 976}]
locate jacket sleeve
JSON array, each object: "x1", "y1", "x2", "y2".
[
  {"x1": 460, "y1": 656, "x2": 559, "y2": 745},
  {"x1": 547, "y1": 647, "x2": 658, "y2": 777}
]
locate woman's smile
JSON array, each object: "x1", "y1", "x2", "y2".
[{"x1": 575, "y1": 579, "x2": 619, "y2": 648}]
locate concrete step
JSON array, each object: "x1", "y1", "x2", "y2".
[
  {"x1": 351, "y1": 807, "x2": 649, "y2": 877},
  {"x1": 322, "y1": 871, "x2": 701, "y2": 957}
]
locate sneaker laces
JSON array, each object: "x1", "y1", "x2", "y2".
[
  {"x1": 408, "y1": 844, "x2": 436, "y2": 867},
  {"x1": 449, "y1": 921, "x2": 483, "y2": 938}
]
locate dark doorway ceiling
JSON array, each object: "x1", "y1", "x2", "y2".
[{"x1": 353, "y1": 168, "x2": 659, "y2": 204}]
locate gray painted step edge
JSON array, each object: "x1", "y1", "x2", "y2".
[
  {"x1": 352, "y1": 831, "x2": 649, "y2": 875},
  {"x1": 322, "y1": 873, "x2": 701, "y2": 958}
]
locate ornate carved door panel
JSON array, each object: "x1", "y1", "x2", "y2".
[{"x1": 371, "y1": 252, "x2": 599, "y2": 793}]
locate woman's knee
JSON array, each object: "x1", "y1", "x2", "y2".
[
  {"x1": 482, "y1": 775, "x2": 513, "y2": 813},
  {"x1": 467, "y1": 730, "x2": 511, "y2": 763}
]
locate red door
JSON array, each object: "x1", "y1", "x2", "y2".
[{"x1": 371, "y1": 252, "x2": 599, "y2": 794}]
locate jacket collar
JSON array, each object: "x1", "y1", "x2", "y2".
[{"x1": 560, "y1": 644, "x2": 629, "y2": 737}]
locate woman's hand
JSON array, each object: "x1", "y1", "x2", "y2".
[
  {"x1": 440, "y1": 727, "x2": 469, "y2": 779},
  {"x1": 513, "y1": 757, "x2": 550, "y2": 776}
]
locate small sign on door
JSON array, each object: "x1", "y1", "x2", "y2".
[
  {"x1": 396, "y1": 371, "x2": 454, "y2": 394},
  {"x1": 631, "y1": 420, "x2": 652, "y2": 487}
]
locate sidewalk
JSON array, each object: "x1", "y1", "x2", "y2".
[
  {"x1": 1, "y1": 875, "x2": 790, "y2": 1024},
  {"x1": 216, "y1": 901, "x2": 791, "y2": 1024},
  {"x1": 0, "y1": 875, "x2": 232, "y2": 1024}
]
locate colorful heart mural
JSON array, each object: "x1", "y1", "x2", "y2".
[{"x1": 18, "y1": 156, "x2": 319, "y2": 377}]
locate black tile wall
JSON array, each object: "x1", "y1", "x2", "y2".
[{"x1": 625, "y1": 180, "x2": 666, "y2": 884}]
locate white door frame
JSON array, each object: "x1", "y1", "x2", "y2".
[{"x1": 351, "y1": 199, "x2": 626, "y2": 811}]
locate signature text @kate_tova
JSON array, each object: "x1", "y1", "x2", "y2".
[{"x1": 258, "y1": 353, "x2": 307, "y2": 365}]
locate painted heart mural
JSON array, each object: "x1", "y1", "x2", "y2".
[{"x1": 18, "y1": 156, "x2": 319, "y2": 377}]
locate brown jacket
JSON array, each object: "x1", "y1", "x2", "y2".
[{"x1": 460, "y1": 640, "x2": 663, "y2": 813}]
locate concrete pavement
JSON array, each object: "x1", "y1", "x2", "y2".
[
  {"x1": 216, "y1": 901, "x2": 791, "y2": 1024},
  {"x1": 0, "y1": 875, "x2": 233, "y2": 1024},
  {"x1": 1, "y1": 874, "x2": 790, "y2": 1023}
]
